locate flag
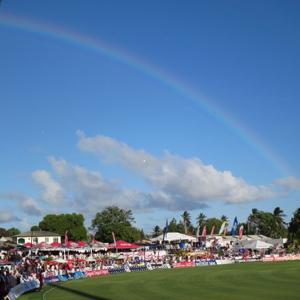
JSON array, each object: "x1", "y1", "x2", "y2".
[
  {"x1": 64, "y1": 231, "x2": 68, "y2": 245},
  {"x1": 219, "y1": 221, "x2": 228, "y2": 235},
  {"x1": 231, "y1": 217, "x2": 238, "y2": 236},
  {"x1": 201, "y1": 225, "x2": 207, "y2": 238},
  {"x1": 162, "y1": 219, "x2": 168, "y2": 243},
  {"x1": 210, "y1": 225, "x2": 215, "y2": 236},
  {"x1": 239, "y1": 225, "x2": 244, "y2": 239},
  {"x1": 196, "y1": 225, "x2": 200, "y2": 240}
]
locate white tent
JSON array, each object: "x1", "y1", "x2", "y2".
[
  {"x1": 241, "y1": 240, "x2": 273, "y2": 250},
  {"x1": 151, "y1": 232, "x2": 197, "y2": 243}
]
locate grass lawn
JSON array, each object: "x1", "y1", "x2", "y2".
[{"x1": 20, "y1": 261, "x2": 300, "y2": 300}]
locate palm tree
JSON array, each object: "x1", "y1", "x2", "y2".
[
  {"x1": 181, "y1": 211, "x2": 191, "y2": 234},
  {"x1": 273, "y1": 207, "x2": 286, "y2": 225},
  {"x1": 248, "y1": 208, "x2": 260, "y2": 234},
  {"x1": 196, "y1": 213, "x2": 206, "y2": 228},
  {"x1": 288, "y1": 208, "x2": 300, "y2": 242},
  {"x1": 272, "y1": 207, "x2": 287, "y2": 238}
]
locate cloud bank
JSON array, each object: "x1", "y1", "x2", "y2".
[
  {"x1": 1, "y1": 132, "x2": 299, "y2": 225},
  {"x1": 77, "y1": 132, "x2": 279, "y2": 207}
]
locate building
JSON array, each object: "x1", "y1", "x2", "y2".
[{"x1": 13, "y1": 231, "x2": 61, "y2": 245}]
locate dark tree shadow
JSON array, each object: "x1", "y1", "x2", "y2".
[{"x1": 49, "y1": 283, "x2": 111, "y2": 300}]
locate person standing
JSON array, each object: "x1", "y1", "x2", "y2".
[
  {"x1": 37, "y1": 267, "x2": 44, "y2": 292},
  {"x1": 0, "y1": 267, "x2": 7, "y2": 300}
]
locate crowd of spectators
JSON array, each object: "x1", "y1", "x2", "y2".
[
  {"x1": 0, "y1": 266, "x2": 20, "y2": 300},
  {"x1": 0, "y1": 238, "x2": 285, "y2": 299}
]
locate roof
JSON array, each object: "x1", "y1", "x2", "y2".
[
  {"x1": 151, "y1": 232, "x2": 197, "y2": 242},
  {"x1": 0, "y1": 237, "x2": 12, "y2": 242},
  {"x1": 14, "y1": 231, "x2": 60, "y2": 238},
  {"x1": 240, "y1": 240, "x2": 273, "y2": 250}
]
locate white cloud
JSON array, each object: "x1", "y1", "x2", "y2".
[
  {"x1": 0, "y1": 193, "x2": 42, "y2": 216},
  {"x1": 47, "y1": 157, "x2": 149, "y2": 214},
  {"x1": 77, "y1": 132, "x2": 278, "y2": 207},
  {"x1": 2, "y1": 132, "x2": 298, "y2": 224},
  {"x1": 0, "y1": 212, "x2": 19, "y2": 223},
  {"x1": 32, "y1": 170, "x2": 64, "y2": 204},
  {"x1": 274, "y1": 176, "x2": 300, "y2": 190},
  {"x1": 21, "y1": 197, "x2": 43, "y2": 216}
]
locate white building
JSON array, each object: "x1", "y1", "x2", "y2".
[{"x1": 13, "y1": 231, "x2": 61, "y2": 245}]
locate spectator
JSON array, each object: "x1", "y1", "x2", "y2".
[{"x1": 0, "y1": 267, "x2": 7, "y2": 300}]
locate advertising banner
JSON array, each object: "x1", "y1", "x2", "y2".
[
  {"x1": 85, "y1": 269, "x2": 109, "y2": 277},
  {"x1": 8, "y1": 280, "x2": 40, "y2": 300},
  {"x1": 173, "y1": 261, "x2": 195, "y2": 268}
]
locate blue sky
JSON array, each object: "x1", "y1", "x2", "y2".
[{"x1": 0, "y1": 0, "x2": 300, "y2": 233}]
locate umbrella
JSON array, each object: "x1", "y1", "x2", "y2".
[
  {"x1": 23, "y1": 242, "x2": 33, "y2": 248},
  {"x1": 51, "y1": 242, "x2": 62, "y2": 248},
  {"x1": 34, "y1": 242, "x2": 47, "y2": 249},
  {"x1": 65, "y1": 241, "x2": 78, "y2": 248}
]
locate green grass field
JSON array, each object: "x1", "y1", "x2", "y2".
[{"x1": 20, "y1": 261, "x2": 300, "y2": 300}]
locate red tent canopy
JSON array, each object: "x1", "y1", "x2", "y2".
[
  {"x1": 33, "y1": 242, "x2": 46, "y2": 249},
  {"x1": 77, "y1": 241, "x2": 87, "y2": 248},
  {"x1": 65, "y1": 241, "x2": 78, "y2": 248},
  {"x1": 108, "y1": 240, "x2": 140, "y2": 249},
  {"x1": 51, "y1": 242, "x2": 61, "y2": 248},
  {"x1": 23, "y1": 242, "x2": 33, "y2": 248}
]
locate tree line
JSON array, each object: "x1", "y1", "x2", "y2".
[
  {"x1": 154, "y1": 207, "x2": 300, "y2": 250},
  {"x1": 1, "y1": 206, "x2": 300, "y2": 250},
  {"x1": 153, "y1": 207, "x2": 288, "y2": 238}
]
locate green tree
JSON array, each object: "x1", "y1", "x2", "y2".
[
  {"x1": 176, "y1": 221, "x2": 185, "y2": 233},
  {"x1": 196, "y1": 213, "x2": 206, "y2": 228},
  {"x1": 168, "y1": 218, "x2": 178, "y2": 232},
  {"x1": 288, "y1": 208, "x2": 300, "y2": 243},
  {"x1": 140, "y1": 229, "x2": 145, "y2": 240},
  {"x1": 272, "y1": 207, "x2": 287, "y2": 238},
  {"x1": 247, "y1": 208, "x2": 261, "y2": 234},
  {"x1": 205, "y1": 218, "x2": 222, "y2": 235},
  {"x1": 0, "y1": 228, "x2": 7, "y2": 237},
  {"x1": 181, "y1": 211, "x2": 191, "y2": 234},
  {"x1": 30, "y1": 225, "x2": 41, "y2": 232},
  {"x1": 152, "y1": 225, "x2": 161, "y2": 237},
  {"x1": 247, "y1": 208, "x2": 287, "y2": 238},
  {"x1": 39, "y1": 213, "x2": 87, "y2": 241},
  {"x1": 6, "y1": 228, "x2": 20, "y2": 236},
  {"x1": 90, "y1": 206, "x2": 142, "y2": 243}
]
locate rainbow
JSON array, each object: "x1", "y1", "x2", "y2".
[{"x1": 0, "y1": 12, "x2": 291, "y2": 176}]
